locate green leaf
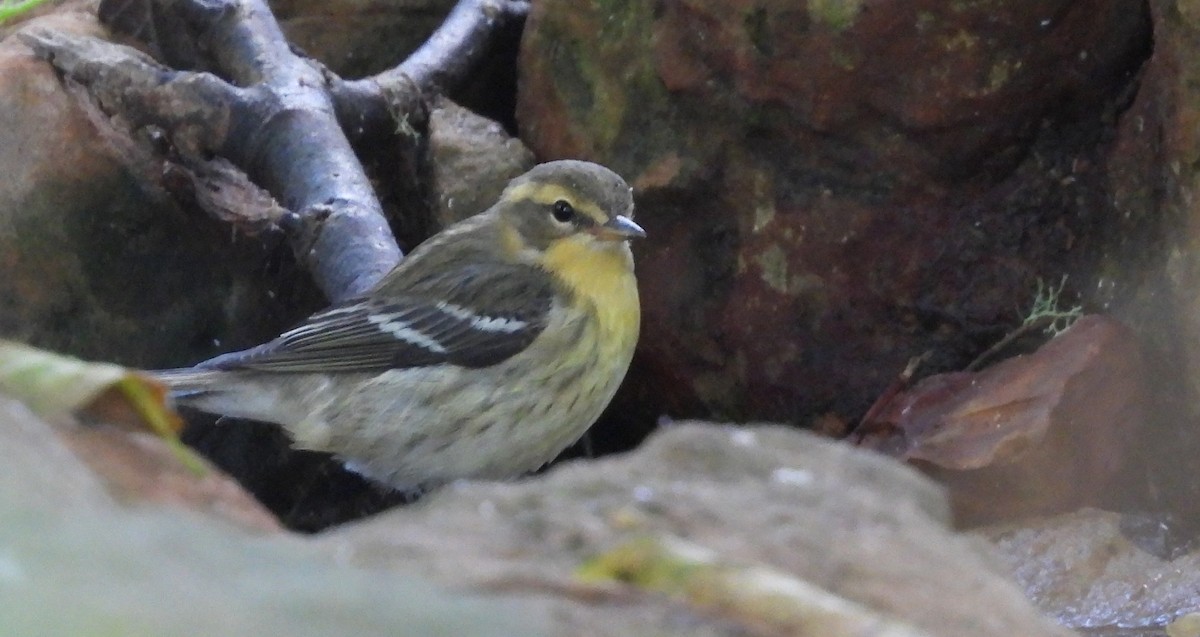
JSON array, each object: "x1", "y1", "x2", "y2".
[{"x1": 0, "y1": 0, "x2": 54, "y2": 25}]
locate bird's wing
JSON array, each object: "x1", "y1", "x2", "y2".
[{"x1": 200, "y1": 261, "x2": 557, "y2": 373}]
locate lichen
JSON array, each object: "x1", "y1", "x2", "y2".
[
  {"x1": 1024, "y1": 276, "x2": 1083, "y2": 337},
  {"x1": 755, "y1": 244, "x2": 791, "y2": 294},
  {"x1": 941, "y1": 29, "x2": 979, "y2": 51}
]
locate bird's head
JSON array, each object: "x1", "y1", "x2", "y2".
[{"x1": 494, "y1": 160, "x2": 645, "y2": 259}]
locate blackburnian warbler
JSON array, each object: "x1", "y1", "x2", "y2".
[{"x1": 158, "y1": 160, "x2": 644, "y2": 489}]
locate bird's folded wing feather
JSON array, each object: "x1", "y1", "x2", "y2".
[{"x1": 199, "y1": 261, "x2": 557, "y2": 372}]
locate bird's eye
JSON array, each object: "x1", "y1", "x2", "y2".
[{"x1": 552, "y1": 200, "x2": 575, "y2": 223}]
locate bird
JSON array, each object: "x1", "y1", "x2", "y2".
[{"x1": 156, "y1": 160, "x2": 645, "y2": 490}]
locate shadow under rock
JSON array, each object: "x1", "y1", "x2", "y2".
[{"x1": 180, "y1": 413, "x2": 415, "y2": 532}]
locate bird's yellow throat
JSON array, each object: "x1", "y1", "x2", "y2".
[{"x1": 541, "y1": 235, "x2": 640, "y2": 344}]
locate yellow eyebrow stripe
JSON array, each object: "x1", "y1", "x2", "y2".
[{"x1": 504, "y1": 182, "x2": 608, "y2": 223}]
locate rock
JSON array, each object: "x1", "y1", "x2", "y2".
[
  {"x1": 424, "y1": 97, "x2": 535, "y2": 229},
  {"x1": 0, "y1": 396, "x2": 114, "y2": 511},
  {"x1": 521, "y1": 0, "x2": 1146, "y2": 188},
  {"x1": 321, "y1": 423, "x2": 1072, "y2": 637},
  {"x1": 0, "y1": 384, "x2": 1073, "y2": 635},
  {"x1": 59, "y1": 424, "x2": 283, "y2": 533},
  {"x1": 1101, "y1": 0, "x2": 1200, "y2": 521},
  {"x1": 0, "y1": 10, "x2": 306, "y2": 369},
  {"x1": 980, "y1": 508, "x2": 1200, "y2": 632},
  {"x1": 856, "y1": 315, "x2": 1148, "y2": 526},
  {"x1": 515, "y1": 0, "x2": 1152, "y2": 433},
  {"x1": 273, "y1": 0, "x2": 456, "y2": 77},
  {"x1": 1170, "y1": 613, "x2": 1200, "y2": 637},
  {"x1": 0, "y1": 394, "x2": 546, "y2": 637}
]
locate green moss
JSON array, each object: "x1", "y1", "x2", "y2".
[
  {"x1": 828, "y1": 44, "x2": 860, "y2": 71},
  {"x1": 986, "y1": 58, "x2": 1021, "y2": 92},
  {"x1": 807, "y1": 0, "x2": 862, "y2": 31},
  {"x1": 530, "y1": 0, "x2": 734, "y2": 180},
  {"x1": 540, "y1": 0, "x2": 666, "y2": 156}
]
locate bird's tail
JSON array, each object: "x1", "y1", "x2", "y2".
[
  {"x1": 152, "y1": 368, "x2": 228, "y2": 401},
  {"x1": 151, "y1": 368, "x2": 297, "y2": 428},
  {"x1": 152, "y1": 368, "x2": 262, "y2": 420}
]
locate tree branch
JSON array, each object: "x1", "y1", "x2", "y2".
[
  {"x1": 29, "y1": 0, "x2": 527, "y2": 303},
  {"x1": 330, "y1": 0, "x2": 530, "y2": 143}
]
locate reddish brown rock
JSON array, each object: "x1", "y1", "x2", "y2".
[
  {"x1": 60, "y1": 424, "x2": 282, "y2": 533},
  {"x1": 0, "y1": 11, "x2": 307, "y2": 369},
  {"x1": 517, "y1": 0, "x2": 1151, "y2": 429},
  {"x1": 521, "y1": 0, "x2": 1147, "y2": 187},
  {"x1": 855, "y1": 315, "x2": 1147, "y2": 526}
]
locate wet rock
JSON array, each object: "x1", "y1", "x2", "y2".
[
  {"x1": 856, "y1": 315, "x2": 1148, "y2": 526},
  {"x1": 980, "y1": 508, "x2": 1200, "y2": 632}
]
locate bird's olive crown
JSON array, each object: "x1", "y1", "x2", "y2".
[{"x1": 498, "y1": 160, "x2": 635, "y2": 249}]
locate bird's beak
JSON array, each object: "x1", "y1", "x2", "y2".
[{"x1": 593, "y1": 215, "x2": 647, "y2": 241}]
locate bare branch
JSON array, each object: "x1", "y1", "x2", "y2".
[
  {"x1": 94, "y1": 0, "x2": 405, "y2": 302},
  {"x1": 330, "y1": 0, "x2": 530, "y2": 142},
  {"x1": 39, "y1": 0, "x2": 526, "y2": 302}
]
